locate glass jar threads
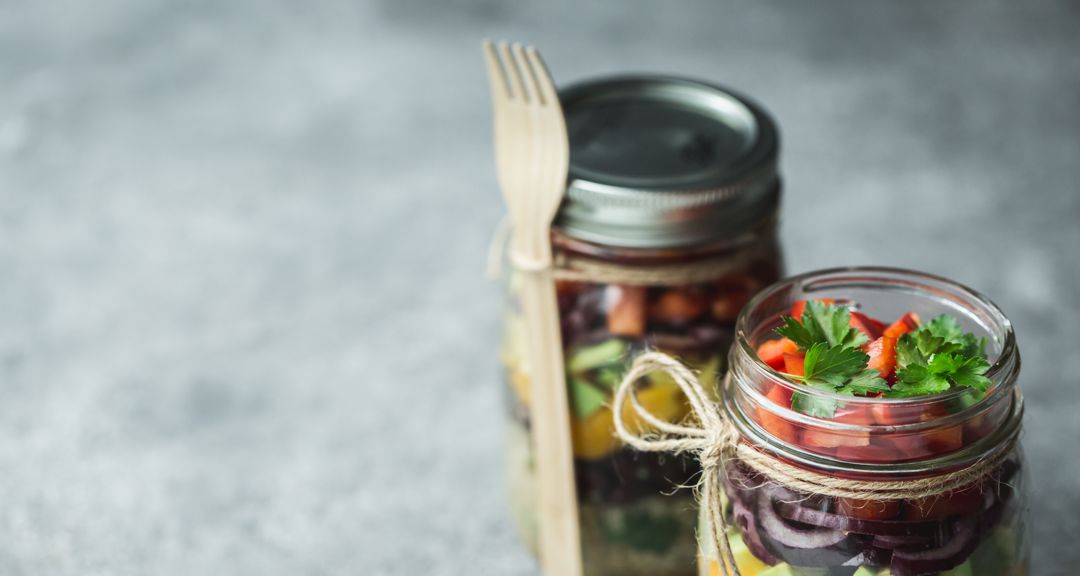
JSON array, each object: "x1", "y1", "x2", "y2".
[
  {"x1": 697, "y1": 268, "x2": 1028, "y2": 576},
  {"x1": 501, "y1": 76, "x2": 785, "y2": 575}
]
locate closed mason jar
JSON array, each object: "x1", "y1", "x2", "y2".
[
  {"x1": 501, "y1": 76, "x2": 785, "y2": 575},
  {"x1": 699, "y1": 268, "x2": 1028, "y2": 576}
]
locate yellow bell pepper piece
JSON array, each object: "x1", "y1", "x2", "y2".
[{"x1": 570, "y1": 376, "x2": 691, "y2": 459}]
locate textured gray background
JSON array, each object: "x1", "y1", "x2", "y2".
[{"x1": 0, "y1": 1, "x2": 1078, "y2": 575}]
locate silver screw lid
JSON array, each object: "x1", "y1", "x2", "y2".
[{"x1": 555, "y1": 76, "x2": 781, "y2": 249}]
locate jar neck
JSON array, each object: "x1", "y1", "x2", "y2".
[
  {"x1": 551, "y1": 211, "x2": 780, "y2": 265},
  {"x1": 724, "y1": 267, "x2": 1022, "y2": 478}
]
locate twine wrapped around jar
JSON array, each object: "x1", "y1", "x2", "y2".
[
  {"x1": 612, "y1": 351, "x2": 1020, "y2": 576},
  {"x1": 486, "y1": 214, "x2": 776, "y2": 285}
]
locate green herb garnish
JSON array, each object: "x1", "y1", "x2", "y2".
[
  {"x1": 785, "y1": 343, "x2": 889, "y2": 417},
  {"x1": 776, "y1": 300, "x2": 870, "y2": 350},
  {"x1": 889, "y1": 315, "x2": 991, "y2": 398},
  {"x1": 774, "y1": 302, "x2": 886, "y2": 417},
  {"x1": 767, "y1": 302, "x2": 993, "y2": 418}
]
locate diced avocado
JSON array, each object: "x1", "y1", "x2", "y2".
[
  {"x1": 597, "y1": 508, "x2": 681, "y2": 554},
  {"x1": 758, "y1": 562, "x2": 799, "y2": 576},
  {"x1": 948, "y1": 388, "x2": 983, "y2": 413},
  {"x1": 939, "y1": 560, "x2": 973, "y2": 576},
  {"x1": 567, "y1": 339, "x2": 626, "y2": 373},
  {"x1": 869, "y1": 560, "x2": 975, "y2": 576},
  {"x1": 568, "y1": 378, "x2": 607, "y2": 419},
  {"x1": 993, "y1": 525, "x2": 1020, "y2": 564},
  {"x1": 727, "y1": 531, "x2": 769, "y2": 574},
  {"x1": 789, "y1": 567, "x2": 828, "y2": 576},
  {"x1": 699, "y1": 355, "x2": 724, "y2": 391},
  {"x1": 592, "y1": 366, "x2": 623, "y2": 390},
  {"x1": 972, "y1": 525, "x2": 1019, "y2": 574}
]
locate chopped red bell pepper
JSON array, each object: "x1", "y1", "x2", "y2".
[
  {"x1": 870, "y1": 403, "x2": 903, "y2": 426},
  {"x1": 802, "y1": 427, "x2": 871, "y2": 449},
  {"x1": 606, "y1": 285, "x2": 647, "y2": 337},
  {"x1": 833, "y1": 405, "x2": 877, "y2": 426},
  {"x1": 798, "y1": 407, "x2": 874, "y2": 450},
  {"x1": 756, "y1": 338, "x2": 798, "y2": 370},
  {"x1": 758, "y1": 385, "x2": 798, "y2": 445},
  {"x1": 866, "y1": 336, "x2": 898, "y2": 379},
  {"x1": 870, "y1": 399, "x2": 949, "y2": 427},
  {"x1": 782, "y1": 352, "x2": 805, "y2": 377},
  {"x1": 849, "y1": 311, "x2": 886, "y2": 340},
  {"x1": 836, "y1": 439, "x2": 904, "y2": 463},
  {"x1": 883, "y1": 311, "x2": 921, "y2": 339},
  {"x1": 885, "y1": 424, "x2": 963, "y2": 462},
  {"x1": 649, "y1": 288, "x2": 706, "y2": 324},
  {"x1": 922, "y1": 425, "x2": 964, "y2": 454}
]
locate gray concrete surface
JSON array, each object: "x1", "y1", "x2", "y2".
[{"x1": 0, "y1": 1, "x2": 1078, "y2": 574}]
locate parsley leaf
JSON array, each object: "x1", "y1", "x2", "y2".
[
  {"x1": 784, "y1": 343, "x2": 886, "y2": 417},
  {"x1": 838, "y1": 370, "x2": 891, "y2": 396},
  {"x1": 950, "y1": 355, "x2": 991, "y2": 392},
  {"x1": 790, "y1": 391, "x2": 840, "y2": 419},
  {"x1": 925, "y1": 314, "x2": 965, "y2": 341},
  {"x1": 889, "y1": 316, "x2": 992, "y2": 398},
  {"x1": 895, "y1": 330, "x2": 956, "y2": 368},
  {"x1": 890, "y1": 364, "x2": 953, "y2": 397},
  {"x1": 775, "y1": 316, "x2": 818, "y2": 350},
  {"x1": 775, "y1": 301, "x2": 869, "y2": 350},
  {"x1": 801, "y1": 343, "x2": 871, "y2": 387}
]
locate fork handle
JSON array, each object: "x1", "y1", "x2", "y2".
[{"x1": 519, "y1": 267, "x2": 584, "y2": 576}]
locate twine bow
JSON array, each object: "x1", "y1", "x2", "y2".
[{"x1": 612, "y1": 351, "x2": 1018, "y2": 576}]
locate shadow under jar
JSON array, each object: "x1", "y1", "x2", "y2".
[
  {"x1": 699, "y1": 268, "x2": 1028, "y2": 576},
  {"x1": 501, "y1": 76, "x2": 785, "y2": 575}
]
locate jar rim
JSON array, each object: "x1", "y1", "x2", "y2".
[{"x1": 733, "y1": 266, "x2": 1018, "y2": 406}]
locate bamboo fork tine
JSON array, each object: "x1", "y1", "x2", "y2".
[
  {"x1": 498, "y1": 42, "x2": 527, "y2": 102},
  {"x1": 483, "y1": 41, "x2": 510, "y2": 101},
  {"x1": 513, "y1": 43, "x2": 541, "y2": 105},
  {"x1": 518, "y1": 46, "x2": 566, "y2": 262},
  {"x1": 512, "y1": 42, "x2": 548, "y2": 262},
  {"x1": 524, "y1": 47, "x2": 558, "y2": 108}
]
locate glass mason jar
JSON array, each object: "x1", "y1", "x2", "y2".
[
  {"x1": 699, "y1": 268, "x2": 1027, "y2": 576},
  {"x1": 500, "y1": 76, "x2": 785, "y2": 575}
]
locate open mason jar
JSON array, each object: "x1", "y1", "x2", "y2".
[
  {"x1": 699, "y1": 268, "x2": 1027, "y2": 576},
  {"x1": 501, "y1": 76, "x2": 784, "y2": 575}
]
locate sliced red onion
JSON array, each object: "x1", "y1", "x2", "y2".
[
  {"x1": 861, "y1": 545, "x2": 893, "y2": 569},
  {"x1": 890, "y1": 515, "x2": 978, "y2": 575},
  {"x1": 732, "y1": 497, "x2": 778, "y2": 565},
  {"x1": 759, "y1": 531, "x2": 865, "y2": 568},
  {"x1": 774, "y1": 500, "x2": 940, "y2": 537},
  {"x1": 872, "y1": 533, "x2": 935, "y2": 550},
  {"x1": 758, "y1": 487, "x2": 848, "y2": 549}
]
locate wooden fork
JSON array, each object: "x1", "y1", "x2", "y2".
[{"x1": 483, "y1": 41, "x2": 582, "y2": 576}]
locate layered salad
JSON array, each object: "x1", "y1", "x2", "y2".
[
  {"x1": 503, "y1": 257, "x2": 779, "y2": 575},
  {"x1": 701, "y1": 300, "x2": 1026, "y2": 576}
]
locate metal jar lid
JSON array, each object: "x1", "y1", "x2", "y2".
[{"x1": 555, "y1": 75, "x2": 781, "y2": 249}]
